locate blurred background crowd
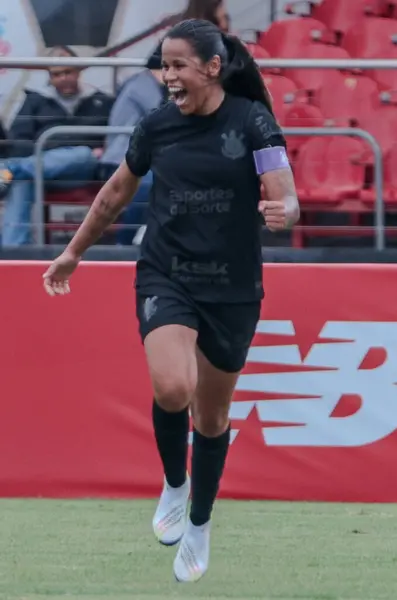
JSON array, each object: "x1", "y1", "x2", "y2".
[{"x1": 0, "y1": 0, "x2": 395, "y2": 250}]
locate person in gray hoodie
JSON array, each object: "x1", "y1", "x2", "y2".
[
  {"x1": 100, "y1": 51, "x2": 167, "y2": 245},
  {"x1": 100, "y1": 1, "x2": 229, "y2": 245}
]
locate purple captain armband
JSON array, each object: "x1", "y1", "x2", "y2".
[{"x1": 253, "y1": 146, "x2": 290, "y2": 175}]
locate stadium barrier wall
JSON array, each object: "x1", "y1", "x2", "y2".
[{"x1": 2, "y1": 260, "x2": 397, "y2": 501}]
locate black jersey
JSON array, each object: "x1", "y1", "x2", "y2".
[{"x1": 125, "y1": 94, "x2": 286, "y2": 303}]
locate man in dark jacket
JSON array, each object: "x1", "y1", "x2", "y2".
[{"x1": 0, "y1": 46, "x2": 114, "y2": 246}]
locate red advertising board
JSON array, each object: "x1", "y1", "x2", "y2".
[{"x1": 1, "y1": 261, "x2": 397, "y2": 501}]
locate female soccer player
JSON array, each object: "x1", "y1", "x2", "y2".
[{"x1": 43, "y1": 19, "x2": 300, "y2": 583}]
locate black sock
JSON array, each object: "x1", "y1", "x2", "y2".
[
  {"x1": 190, "y1": 425, "x2": 231, "y2": 526},
  {"x1": 152, "y1": 400, "x2": 189, "y2": 488}
]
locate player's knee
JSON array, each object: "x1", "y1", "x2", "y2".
[
  {"x1": 155, "y1": 376, "x2": 196, "y2": 412},
  {"x1": 193, "y1": 406, "x2": 229, "y2": 438}
]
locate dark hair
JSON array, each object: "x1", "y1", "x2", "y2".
[
  {"x1": 183, "y1": 0, "x2": 224, "y2": 26},
  {"x1": 164, "y1": 19, "x2": 274, "y2": 116},
  {"x1": 47, "y1": 45, "x2": 78, "y2": 59},
  {"x1": 146, "y1": 45, "x2": 162, "y2": 70}
]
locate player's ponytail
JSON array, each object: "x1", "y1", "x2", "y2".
[
  {"x1": 220, "y1": 33, "x2": 274, "y2": 117},
  {"x1": 164, "y1": 19, "x2": 274, "y2": 117}
]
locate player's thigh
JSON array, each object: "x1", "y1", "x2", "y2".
[
  {"x1": 136, "y1": 293, "x2": 199, "y2": 411},
  {"x1": 197, "y1": 301, "x2": 261, "y2": 374},
  {"x1": 193, "y1": 301, "x2": 261, "y2": 436}
]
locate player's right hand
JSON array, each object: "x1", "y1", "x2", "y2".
[{"x1": 42, "y1": 250, "x2": 80, "y2": 296}]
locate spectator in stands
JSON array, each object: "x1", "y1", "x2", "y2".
[
  {"x1": 99, "y1": 51, "x2": 167, "y2": 245},
  {"x1": 183, "y1": 0, "x2": 230, "y2": 31},
  {"x1": 0, "y1": 46, "x2": 114, "y2": 247},
  {"x1": 0, "y1": 121, "x2": 8, "y2": 160}
]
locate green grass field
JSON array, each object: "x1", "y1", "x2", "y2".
[{"x1": 0, "y1": 499, "x2": 396, "y2": 599}]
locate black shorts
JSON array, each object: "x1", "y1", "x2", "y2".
[{"x1": 136, "y1": 284, "x2": 261, "y2": 373}]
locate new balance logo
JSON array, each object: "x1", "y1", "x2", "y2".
[{"x1": 229, "y1": 320, "x2": 397, "y2": 448}]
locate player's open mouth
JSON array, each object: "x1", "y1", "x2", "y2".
[{"x1": 168, "y1": 86, "x2": 188, "y2": 107}]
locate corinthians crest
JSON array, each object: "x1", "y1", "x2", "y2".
[{"x1": 221, "y1": 130, "x2": 247, "y2": 160}]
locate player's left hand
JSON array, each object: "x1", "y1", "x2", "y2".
[
  {"x1": 42, "y1": 249, "x2": 80, "y2": 296},
  {"x1": 258, "y1": 199, "x2": 289, "y2": 232}
]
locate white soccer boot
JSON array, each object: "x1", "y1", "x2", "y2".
[
  {"x1": 152, "y1": 475, "x2": 190, "y2": 546},
  {"x1": 173, "y1": 518, "x2": 211, "y2": 582}
]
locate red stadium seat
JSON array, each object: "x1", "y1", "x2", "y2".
[
  {"x1": 294, "y1": 137, "x2": 366, "y2": 203},
  {"x1": 258, "y1": 18, "x2": 328, "y2": 57},
  {"x1": 315, "y1": 72, "x2": 379, "y2": 126},
  {"x1": 262, "y1": 74, "x2": 297, "y2": 123},
  {"x1": 45, "y1": 186, "x2": 100, "y2": 205},
  {"x1": 44, "y1": 186, "x2": 101, "y2": 217},
  {"x1": 285, "y1": 0, "x2": 384, "y2": 41},
  {"x1": 283, "y1": 44, "x2": 352, "y2": 98},
  {"x1": 244, "y1": 43, "x2": 275, "y2": 74},
  {"x1": 283, "y1": 103, "x2": 325, "y2": 154},
  {"x1": 379, "y1": 0, "x2": 397, "y2": 17},
  {"x1": 342, "y1": 17, "x2": 397, "y2": 57},
  {"x1": 342, "y1": 19, "x2": 397, "y2": 89},
  {"x1": 366, "y1": 49, "x2": 397, "y2": 90},
  {"x1": 357, "y1": 102, "x2": 397, "y2": 159},
  {"x1": 361, "y1": 142, "x2": 397, "y2": 203},
  {"x1": 44, "y1": 184, "x2": 101, "y2": 243}
]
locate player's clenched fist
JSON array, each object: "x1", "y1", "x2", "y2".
[
  {"x1": 258, "y1": 168, "x2": 300, "y2": 232},
  {"x1": 258, "y1": 198, "x2": 299, "y2": 232},
  {"x1": 259, "y1": 200, "x2": 286, "y2": 232}
]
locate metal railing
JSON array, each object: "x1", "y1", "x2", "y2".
[
  {"x1": 33, "y1": 125, "x2": 384, "y2": 249},
  {"x1": 2, "y1": 56, "x2": 397, "y2": 69},
  {"x1": 33, "y1": 126, "x2": 135, "y2": 245},
  {"x1": 0, "y1": 55, "x2": 392, "y2": 249},
  {"x1": 283, "y1": 128, "x2": 384, "y2": 250}
]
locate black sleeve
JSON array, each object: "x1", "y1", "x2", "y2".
[
  {"x1": 245, "y1": 101, "x2": 286, "y2": 152},
  {"x1": 125, "y1": 115, "x2": 151, "y2": 177}
]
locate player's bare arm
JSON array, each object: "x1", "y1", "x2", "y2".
[
  {"x1": 43, "y1": 160, "x2": 140, "y2": 295},
  {"x1": 68, "y1": 160, "x2": 139, "y2": 257},
  {"x1": 258, "y1": 166, "x2": 300, "y2": 232}
]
